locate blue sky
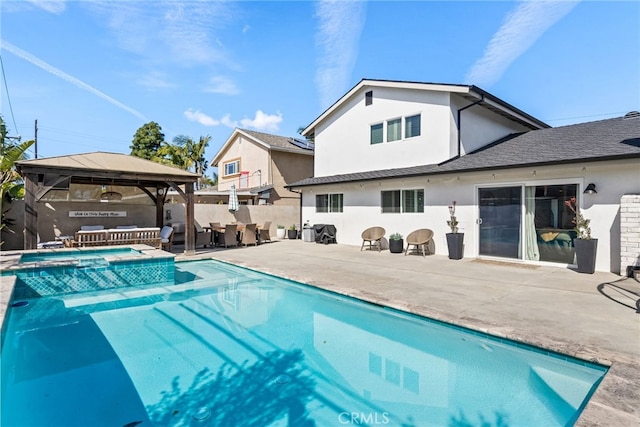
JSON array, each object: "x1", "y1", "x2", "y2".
[{"x1": 1, "y1": 1, "x2": 638, "y2": 178}]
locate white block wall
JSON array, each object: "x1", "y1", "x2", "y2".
[{"x1": 620, "y1": 194, "x2": 640, "y2": 275}]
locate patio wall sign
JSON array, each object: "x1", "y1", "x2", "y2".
[{"x1": 69, "y1": 211, "x2": 127, "y2": 218}]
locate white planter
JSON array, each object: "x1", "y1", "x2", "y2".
[{"x1": 276, "y1": 228, "x2": 286, "y2": 239}]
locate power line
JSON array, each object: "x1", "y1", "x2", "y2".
[{"x1": 0, "y1": 53, "x2": 20, "y2": 137}]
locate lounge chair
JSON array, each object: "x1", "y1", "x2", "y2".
[
  {"x1": 405, "y1": 229, "x2": 434, "y2": 257},
  {"x1": 160, "y1": 226, "x2": 174, "y2": 251},
  {"x1": 259, "y1": 221, "x2": 272, "y2": 243},
  {"x1": 241, "y1": 223, "x2": 257, "y2": 246},
  {"x1": 361, "y1": 226, "x2": 386, "y2": 252}
]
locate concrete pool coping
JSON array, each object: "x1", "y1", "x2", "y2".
[{"x1": 2, "y1": 240, "x2": 638, "y2": 425}]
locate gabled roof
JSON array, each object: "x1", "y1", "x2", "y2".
[
  {"x1": 16, "y1": 152, "x2": 199, "y2": 182},
  {"x1": 212, "y1": 128, "x2": 314, "y2": 166},
  {"x1": 289, "y1": 115, "x2": 640, "y2": 188},
  {"x1": 301, "y1": 78, "x2": 550, "y2": 137}
]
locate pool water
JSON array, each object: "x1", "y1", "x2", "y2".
[
  {"x1": 1, "y1": 259, "x2": 607, "y2": 426},
  {"x1": 19, "y1": 247, "x2": 143, "y2": 263}
]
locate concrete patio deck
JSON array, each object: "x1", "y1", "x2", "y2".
[{"x1": 173, "y1": 239, "x2": 640, "y2": 426}]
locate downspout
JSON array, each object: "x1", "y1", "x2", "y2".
[
  {"x1": 289, "y1": 187, "x2": 303, "y2": 238},
  {"x1": 456, "y1": 95, "x2": 484, "y2": 158}
]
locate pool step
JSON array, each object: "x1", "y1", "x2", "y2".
[{"x1": 528, "y1": 365, "x2": 600, "y2": 425}]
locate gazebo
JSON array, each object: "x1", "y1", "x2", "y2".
[{"x1": 15, "y1": 152, "x2": 201, "y2": 253}]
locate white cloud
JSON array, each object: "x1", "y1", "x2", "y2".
[
  {"x1": 240, "y1": 110, "x2": 282, "y2": 132},
  {"x1": 184, "y1": 109, "x2": 220, "y2": 127},
  {"x1": 465, "y1": 0, "x2": 580, "y2": 87},
  {"x1": 204, "y1": 76, "x2": 240, "y2": 95},
  {"x1": 27, "y1": 0, "x2": 66, "y2": 14},
  {"x1": 1, "y1": 40, "x2": 147, "y2": 120},
  {"x1": 183, "y1": 109, "x2": 282, "y2": 132},
  {"x1": 314, "y1": 0, "x2": 367, "y2": 109}
]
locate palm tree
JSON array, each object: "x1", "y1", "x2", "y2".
[{"x1": 173, "y1": 135, "x2": 211, "y2": 189}]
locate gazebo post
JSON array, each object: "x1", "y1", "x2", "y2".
[{"x1": 184, "y1": 182, "x2": 195, "y2": 255}]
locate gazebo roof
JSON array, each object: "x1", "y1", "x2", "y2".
[{"x1": 16, "y1": 152, "x2": 199, "y2": 187}]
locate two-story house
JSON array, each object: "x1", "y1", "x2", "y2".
[
  {"x1": 212, "y1": 128, "x2": 314, "y2": 206},
  {"x1": 289, "y1": 79, "x2": 640, "y2": 274}
]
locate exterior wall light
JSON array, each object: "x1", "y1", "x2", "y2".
[{"x1": 583, "y1": 183, "x2": 597, "y2": 194}]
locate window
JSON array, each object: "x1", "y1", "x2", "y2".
[
  {"x1": 329, "y1": 193, "x2": 343, "y2": 212},
  {"x1": 365, "y1": 90, "x2": 373, "y2": 106},
  {"x1": 381, "y1": 190, "x2": 401, "y2": 213},
  {"x1": 403, "y1": 189, "x2": 424, "y2": 213},
  {"x1": 382, "y1": 189, "x2": 424, "y2": 213},
  {"x1": 387, "y1": 118, "x2": 401, "y2": 142},
  {"x1": 405, "y1": 114, "x2": 421, "y2": 138},
  {"x1": 370, "y1": 123, "x2": 383, "y2": 144},
  {"x1": 223, "y1": 159, "x2": 240, "y2": 176},
  {"x1": 316, "y1": 193, "x2": 343, "y2": 213}
]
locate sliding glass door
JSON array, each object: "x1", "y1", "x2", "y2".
[
  {"x1": 478, "y1": 187, "x2": 522, "y2": 259},
  {"x1": 478, "y1": 184, "x2": 578, "y2": 263}
]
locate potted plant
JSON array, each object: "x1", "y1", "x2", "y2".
[
  {"x1": 446, "y1": 201, "x2": 464, "y2": 260},
  {"x1": 287, "y1": 225, "x2": 298, "y2": 240},
  {"x1": 566, "y1": 197, "x2": 597, "y2": 274},
  {"x1": 389, "y1": 233, "x2": 404, "y2": 253},
  {"x1": 276, "y1": 224, "x2": 286, "y2": 239}
]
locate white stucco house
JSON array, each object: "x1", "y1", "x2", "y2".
[{"x1": 289, "y1": 79, "x2": 640, "y2": 274}]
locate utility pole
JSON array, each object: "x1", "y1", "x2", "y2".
[{"x1": 34, "y1": 119, "x2": 38, "y2": 159}]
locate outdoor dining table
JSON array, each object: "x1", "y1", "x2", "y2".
[{"x1": 203, "y1": 223, "x2": 264, "y2": 246}]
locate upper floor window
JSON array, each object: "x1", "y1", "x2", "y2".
[
  {"x1": 381, "y1": 189, "x2": 424, "y2": 213},
  {"x1": 405, "y1": 114, "x2": 421, "y2": 138},
  {"x1": 371, "y1": 113, "x2": 421, "y2": 144},
  {"x1": 370, "y1": 123, "x2": 383, "y2": 144},
  {"x1": 365, "y1": 91, "x2": 373, "y2": 106},
  {"x1": 223, "y1": 159, "x2": 240, "y2": 176},
  {"x1": 316, "y1": 193, "x2": 343, "y2": 213},
  {"x1": 387, "y1": 118, "x2": 401, "y2": 142}
]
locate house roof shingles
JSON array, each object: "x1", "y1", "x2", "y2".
[
  {"x1": 289, "y1": 115, "x2": 640, "y2": 188},
  {"x1": 239, "y1": 128, "x2": 313, "y2": 153}
]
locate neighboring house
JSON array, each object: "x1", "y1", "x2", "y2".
[
  {"x1": 212, "y1": 128, "x2": 314, "y2": 206},
  {"x1": 289, "y1": 79, "x2": 640, "y2": 274}
]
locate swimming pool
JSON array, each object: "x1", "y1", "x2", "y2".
[
  {"x1": 1, "y1": 259, "x2": 607, "y2": 426},
  {"x1": 19, "y1": 247, "x2": 143, "y2": 263}
]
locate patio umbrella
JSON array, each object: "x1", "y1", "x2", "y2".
[{"x1": 228, "y1": 184, "x2": 239, "y2": 212}]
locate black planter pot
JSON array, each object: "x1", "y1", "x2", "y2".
[
  {"x1": 575, "y1": 238, "x2": 598, "y2": 274},
  {"x1": 389, "y1": 239, "x2": 404, "y2": 253},
  {"x1": 446, "y1": 233, "x2": 464, "y2": 260},
  {"x1": 287, "y1": 229, "x2": 298, "y2": 240}
]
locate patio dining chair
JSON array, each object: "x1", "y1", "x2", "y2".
[
  {"x1": 405, "y1": 228, "x2": 434, "y2": 257},
  {"x1": 221, "y1": 224, "x2": 238, "y2": 248},
  {"x1": 259, "y1": 221, "x2": 272, "y2": 243},
  {"x1": 361, "y1": 226, "x2": 386, "y2": 252},
  {"x1": 241, "y1": 223, "x2": 257, "y2": 246}
]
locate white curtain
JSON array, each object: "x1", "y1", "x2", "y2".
[{"x1": 524, "y1": 186, "x2": 540, "y2": 261}]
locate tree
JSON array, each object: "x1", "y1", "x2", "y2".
[
  {"x1": 131, "y1": 121, "x2": 165, "y2": 160},
  {"x1": 1, "y1": 139, "x2": 34, "y2": 245},
  {"x1": 173, "y1": 134, "x2": 210, "y2": 189}
]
